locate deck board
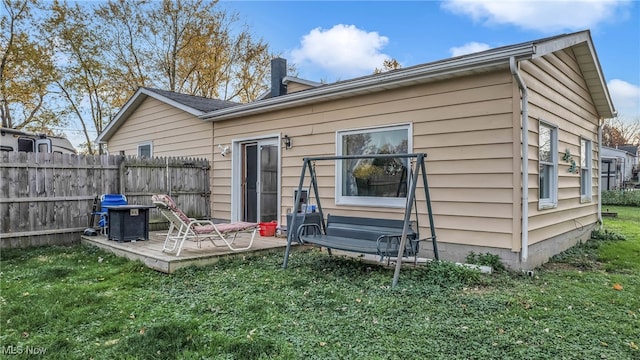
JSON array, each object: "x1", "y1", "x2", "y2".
[{"x1": 81, "y1": 231, "x2": 293, "y2": 273}]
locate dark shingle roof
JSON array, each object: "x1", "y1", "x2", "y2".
[
  {"x1": 143, "y1": 87, "x2": 239, "y2": 112},
  {"x1": 618, "y1": 145, "x2": 639, "y2": 156}
]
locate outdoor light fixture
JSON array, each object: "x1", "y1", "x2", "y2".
[
  {"x1": 218, "y1": 144, "x2": 230, "y2": 157},
  {"x1": 282, "y1": 135, "x2": 292, "y2": 149}
]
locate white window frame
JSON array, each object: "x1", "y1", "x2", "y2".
[
  {"x1": 580, "y1": 137, "x2": 592, "y2": 202},
  {"x1": 335, "y1": 123, "x2": 412, "y2": 208},
  {"x1": 538, "y1": 120, "x2": 558, "y2": 209},
  {"x1": 137, "y1": 142, "x2": 153, "y2": 158}
]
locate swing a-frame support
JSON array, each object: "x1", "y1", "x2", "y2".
[{"x1": 282, "y1": 153, "x2": 438, "y2": 288}]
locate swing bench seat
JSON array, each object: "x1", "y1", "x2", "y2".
[
  {"x1": 297, "y1": 214, "x2": 420, "y2": 258},
  {"x1": 282, "y1": 153, "x2": 438, "y2": 287}
]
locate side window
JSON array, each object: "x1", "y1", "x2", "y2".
[
  {"x1": 137, "y1": 142, "x2": 152, "y2": 158},
  {"x1": 336, "y1": 124, "x2": 410, "y2": 207},
  {"x1": 539, "y1": 121, "x2": 558, "y2": 208},
  {"x1": 580, "y1": 138, "x2": 592, "y2": 201}
]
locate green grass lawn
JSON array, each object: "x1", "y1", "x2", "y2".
[
  {"x1": 1, "y1": 207, "x2": 638, "y2": 359},
  {"x1": 598, "y1": 206, "x2": 640, "y2": 273}
]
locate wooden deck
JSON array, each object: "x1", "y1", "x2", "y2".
[{"x1": 81, "y1": 230, "x2": 292, "y2": 273}]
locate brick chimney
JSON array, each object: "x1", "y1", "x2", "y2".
[{"x1": 270, "y1": 58, "x2": 287, "y2": 98}]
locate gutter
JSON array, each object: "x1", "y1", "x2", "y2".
[
  {"x1": 510, "y1": 56, "x2": 529, "y2": 264},
  {"x1": 598, "y1": 119, "x2": 602, "y2": 225}
]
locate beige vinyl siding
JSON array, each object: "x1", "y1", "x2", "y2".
[
  {"x1": 286, "y1": 82, "x2": 315, "y2": 93},
  {"x1": 529, "y1": 212, "x2": 597, "y2": 244},
  {"x1": 522, "y1": 49, "x2": 600, "y2": 245},
  {"x1": 211, "y1": 152, "x2": 232, "y2": 220},
  {"x1": 213, "y1": 70, "x2": 517, "y2": 250},
  {"x1": 107, "y1": 97, "x2": 214, "y2": 160}
]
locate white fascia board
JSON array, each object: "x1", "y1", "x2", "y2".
[
  {"x1": 200, "y1": 44, "x2": 535, "y2": 122},
  {"x1": 530, "y1": 31, "x2": 591, "y2": 59}
]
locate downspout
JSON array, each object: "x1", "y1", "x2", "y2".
[
  {"x1": 510, "y1": 57, "x2": 529, "y2": 264},
  {"x1": 597, "y1": 119, "x2": 602, "y2": 225}
]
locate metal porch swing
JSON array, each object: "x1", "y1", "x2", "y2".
[{"x1": 282, "y1": 153, "x2": 438, "y2": 287}]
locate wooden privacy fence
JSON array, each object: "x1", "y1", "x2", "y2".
[
  {"x1": 0, "y1": 152, "x2": 210, "y2": 249},
  {"x1": 121, "y1": 156, "x2": 211, "y2": 224}
]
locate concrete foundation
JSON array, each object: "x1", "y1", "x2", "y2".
[{"x1": 418, "y1": 221, "x2": 598, "y2": 270}]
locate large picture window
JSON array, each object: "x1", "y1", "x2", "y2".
[
  {"x1": 337, "y1": 125, "x2": 410, "y2": 207},
  {"x1": 539, "y1": 121, "x2": 558, "y2": 208},
  {"x1": 580, "y1": 138, "x2": 592, "y2": 201}
]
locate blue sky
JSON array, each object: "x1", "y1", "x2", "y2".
[{"x1": 221, "y1": 0, "x2": 640, "y2": 120}]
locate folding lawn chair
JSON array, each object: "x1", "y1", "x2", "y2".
[{"x1": 151, "y1": 194, "x2": 259, "y2": 256}]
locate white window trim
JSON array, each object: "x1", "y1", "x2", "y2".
[
  {"x1": 580, "y1": 137, "x2": 593, "y2": 202},
  {"x1": 137, "y1": 142, "x2": 153, "y2": 158},
  {"x1": 335, "y1": 123, "x2": 412, "y2": 208},
  {"x1": 230, "y1": 134, "x2": 282, "y2": 223},
  {"x1": 538, "y1": 120, "x2": 558, "y2": 210}
]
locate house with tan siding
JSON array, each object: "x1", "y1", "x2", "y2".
[
  {"x1": 98, "y1": 87, "x2": 238, "y2": 160},
  {"x1": 97, "y1": 30, "x2": 615, "y2": 269}
]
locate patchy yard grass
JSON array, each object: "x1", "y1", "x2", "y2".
[
  {"x1": 1, "y1": 209, "x2": 638, "y2": 359},
  {"x1": 597, "y1": 206, "x2": 640, "y2": 273}
]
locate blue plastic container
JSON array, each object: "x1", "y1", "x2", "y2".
[{"x1": 97, "y1": 194, "x2": 127, "y2": 227}]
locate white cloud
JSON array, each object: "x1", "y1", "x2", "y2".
[
  {"x1": 441, "y1": 0, "x2": 632, "y2": 33},
  {"x1": 449, "y1": 42, "x2": 491, "y2": 57},
  {"x1": 290, "y1": 24, "x2": 390, "y2": 79},
  {"x1": 608, "y1": 79, "x2": 640, "y2": 118}
]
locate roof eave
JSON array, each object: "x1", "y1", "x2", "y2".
[
  {"x1": 574, "y1": 41, "x2": 616, "y2": 119},
  {"x1": 201, "y1": 31, "x2": 615, "y2": 122},
  {"x1": 534, "y1": 31, "x2": 615, "y2": 118},
  {"x1": 97, "y1": 88, "x2": 205, "y2": 143},
  {"x1": 200, "y1": 44, "x2": 535, "y2": 121},
  {"x1": 534, "y1": 30, "x2": 616, "y2": 119}
]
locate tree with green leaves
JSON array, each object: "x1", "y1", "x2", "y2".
[
  {"x1": 3, "y1": 0, "x2": 280, "y2": 153},
  {"x1": 1, "y1": 0, "x2": 62, "y2": 133},
  {"x1": 95, "y1": 0, "x2": 276, "y2": 102},
  {"x1": 43, "y1": 0, "x2": 126, "y2": 154}
]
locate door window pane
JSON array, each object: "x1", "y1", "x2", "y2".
[{"x1": 260, "y1": 144, "x2": 278, "y2": 222}]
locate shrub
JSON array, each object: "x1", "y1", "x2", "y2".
[
  {"x1": 590, "y1": 228, "x2": 626, "y2": 241},
  {"x1": 600, "y1": 190, "x2": 640, "y2": 206},
  {"x1": 465, "y1": 252, "x2": 506, "y2": 272},
  {"x1": 418, "y1": 260, "x2": 483, "y2": 287}
]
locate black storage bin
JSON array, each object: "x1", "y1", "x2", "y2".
[{"x1": 106, "y1": 205, "x2": 154, "y2": 242}]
